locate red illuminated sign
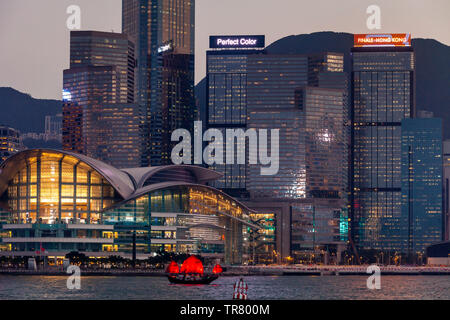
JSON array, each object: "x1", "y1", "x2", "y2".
[{"x1": 354, "y1": 33, "x2": 411, "y2": 47}]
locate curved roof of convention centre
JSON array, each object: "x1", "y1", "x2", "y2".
[
  {"x1": 122, "y1": 165, "x2": 221, "y2": 189},
  {"x1": 0, "y1": 149, "x2": 222, "y2": 200}
]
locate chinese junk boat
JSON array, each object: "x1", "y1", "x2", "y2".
[{"x1": 166, "y1": 256, "x2": 222, "y2": 285}]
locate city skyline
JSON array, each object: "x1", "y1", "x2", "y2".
[
  {"x1": 0, "y1": 0, "x2": 449, "y2": 100},
  {"x1": 0, "y1": 0, "x2": 449, "y2": 306}
]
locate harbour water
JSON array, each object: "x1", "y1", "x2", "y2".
[{"x1": 0, "y1": 275, "x2": 448, "y2": 300}]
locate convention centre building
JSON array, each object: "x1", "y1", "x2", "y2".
[{"x1": 0, "y1": 149, "x2": 262, "y2": 264}]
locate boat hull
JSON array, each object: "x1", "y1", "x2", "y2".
[{"x1": 167, "y1": 274, "x2": 219, "y2": 285}]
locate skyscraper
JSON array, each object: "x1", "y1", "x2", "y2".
[
  {"x1": 62, "y1": 31, "x2": 141, "y2": 168},
  {"x1": 69, "y1": 31, "x2": 135, "y2": 104},
  {"x1": 297, "y1": 86, "x2": 347, "y2": 199},
  {"x1": 351, "y1": 34, "x2": 415, "y2": 252},
  {"x1": 122, "y1": 0, "x2": 195, "y2": 166},
  {"x1": 246, "y1": 54, "x2": 308, "y2": 199},
  {"x1": 84, "y1": 103, "x2": 142, "y2": 168},
  {"x1": 401, "y1": 118, "x2": 443, "y2": 253},
  {"x1": 206, "y1": 35, "x2": 265, "y2": 196},
  {"x1": 246, "y1": 53, "x2": 347, "y2": 200},
  {"x1": 243, "y1": 52, "x2": 348, "y2": 262}
]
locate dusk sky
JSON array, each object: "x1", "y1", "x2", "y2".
[{"x1": 0, "y1": 0, "x2": 449, "y2": 100}]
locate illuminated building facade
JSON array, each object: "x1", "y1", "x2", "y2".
[
  {"x1": 401, "y1": 118, "x2": 443, "y2": 253},
  {"x1": 151, "y1": 48, "x2": 195, "y2": 165},
  {"x1": 122, "y1": 0, "x2": 195, "y2": 166},
  {"x1": 247, "y1": 53, "x2": 347, "y2": 200},
  {"x1": 242, "y1": 52, "x2": 348, "y2": 262},
  {"x1": 297, "y1": 87, "x2": 347, "y2": 199},
  {"x1": 248, "y1": 212, "x2": 276, "y2": 264},
  {"x1": 0, "y1": 126, "x2": 25, "y2": 163},
  {"x1": 83, "y1": 104, "x2": 142, "y2": 168},
  {"x1": 62, "y1": 31, "x2": 141, "y2": 168},
  {"x1": 62, "y1": 101, "x2": 83, "y2": 154},
  {"x1": 290, "y1": 200, "x2": 348, "y2": 264},
  {"x1": 206, "y1": 36, "x2": 265, "y2": 196},
  {"x1": 243, "y1": 198, "x2": 347, "y2": 264},
  {"x1": 0, "y1": 149, "x2": 261, "y2": 264},
  {"x1": 351, "y1": 34, "x2": 415, "y2": 251},
  {"x1": 246, "y1": 54, "x2": 309, "y2": 199},
  {"x1": 69, "y1": 31, "x2": 135, "y2": 103}
]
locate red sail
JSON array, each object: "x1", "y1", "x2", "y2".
[
  {"x1": 166, "y1": 261, "x2": 180, "y2": 273},
  {"x1": 212, "y1": 264, "x2": 223, "y2": 274},
  {"x1": 180, "y1": 256, "x2": 204, "y2": 274}
]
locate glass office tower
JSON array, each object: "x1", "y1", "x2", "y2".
[
  {"x1": 83, "y1": 104, "x2": 142, "y2": 168},
  {"x1": 351, "y1": 45, "x2": 415, "y2": 251},
  {"x1": 246, "y1": 54, "x2": 309, "y2": 199},
  {"x1": 297, "y1": 87, "x2": 347, "y2": 199},
  {"x1": 401, "y1": 118, "x2": 443, "y2": 253},
  {"x1": 62, "y1": 31, "x2": 140, "y2": 168},
  {"x1": 69, "y1": 31, "x2": 135, "y2": 104},
  {"x1": 247, "y1": 54, "x2": 347, "y2": 200},
  {"x1": 206, "y1": 49, "x2": 263, "y2": 196},
  {"x1": 204, "y1": 51, "x2": 348, "y2": 262},
  {"x1": 122, "y1": 0, "x2": 195, "y2": 166}
]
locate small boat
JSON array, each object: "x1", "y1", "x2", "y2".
[{"x1": 165, "y1": 256, "x2": 222, "y2": 285}]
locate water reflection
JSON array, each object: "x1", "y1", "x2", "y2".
[{"x1": 0, "y1": 275, "x2": 448, "y2": 300}]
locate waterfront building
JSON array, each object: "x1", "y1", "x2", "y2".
[
  {"x1": 248, "y1": 212, "x2": 276, "y2": 264},
  {"x1": 0, "y1": 149, "x2": 261, "y2": 264},
  {"x1": 444, "y1": 140, "x2": 450, "y2": 241},
  {"x1": 0, "y1": 126, "x2": 25, "y2": 163},
  {"x1": 350, "y1": 33, "x2": 415, "y2": 252},
  {"x1": 401, "y1": 118, "x2": 443, "y2": 254},
  {"x1": 202, "y1": 50, "x2": 348, "y2": 263},
  {"x1": 244, "y1": 198, "x2": 347, "y2": 264},
  {"x1": 122, "y1": 0, "x2": 196, "y2": 166},
  {"x1": 204, "y1": 37, "x2": 349, "y2": 262},
  {"x1": 244, "y1": 55, "x2": 348, "y2": 262}
]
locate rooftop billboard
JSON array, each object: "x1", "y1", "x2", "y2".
[
  {"x1": 209, "y1": 35, "x2": 265, "y2": 49},
  {"x1": 354, "y1": 33, "x2": 411, "y2": 47}
]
